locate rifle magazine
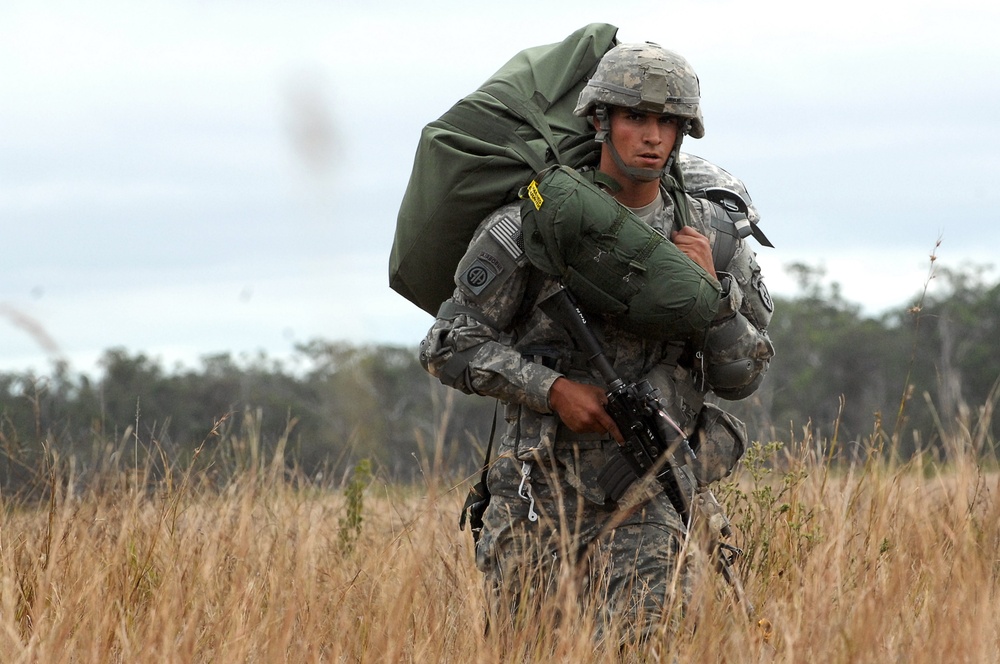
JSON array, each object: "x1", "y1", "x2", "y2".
[{"x1": 597, "y1": 448, "x2": 638, "y2": 502}]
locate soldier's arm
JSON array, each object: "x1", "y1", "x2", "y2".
[
  {"x1": 419, "y1": 205, "x2": 562, "y2": 414},
  {"x1": 701, "y1": 238, "x2": 775, "y2": 400}
]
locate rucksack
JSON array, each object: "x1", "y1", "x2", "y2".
[{"x1": 389, "y1": 23, "x2": 620, "y2": 315}]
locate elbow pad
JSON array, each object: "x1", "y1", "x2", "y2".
[
  {"x1": 419, "y1": 335, "x2": 481, "y2": 394},
  {"x1": 708, "y1": 363, "x2": 767, "y2": 401},
  {"x1": 419, "y1": 302, "x2": 492, "y2": 394},
  {"x1": 702, "y1": 308, "x2": 773, "y2": 400}
]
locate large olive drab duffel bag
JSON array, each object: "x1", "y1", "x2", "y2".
[{"x1": 389, "y1": 23, "x2": 619, "y2": 315}]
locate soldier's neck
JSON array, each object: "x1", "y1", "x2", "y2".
[{"x1": 612, "y1": 179, "x2": 661, "y2": 209}]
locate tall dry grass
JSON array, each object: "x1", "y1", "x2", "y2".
[{"x1": 0, "y1": 416, "x2": 997, "y2": 663}]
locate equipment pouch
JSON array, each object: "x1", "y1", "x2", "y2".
[
  {"x1": 459, "y1": 480, "x2": 490, "y2": 543},
  {"x1": 597, "y1": 447, "x2": 638, "y2": 502},
  {"x1": 692, "y1": 404, "x2": 748, "y2": 485}
]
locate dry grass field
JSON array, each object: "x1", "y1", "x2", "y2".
[{"x1": 0, "y1": 425, "x2": 997, "y2": 663}]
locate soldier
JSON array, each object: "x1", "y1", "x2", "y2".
[{"x1": 420, "y1": 42, "x2": 774, "y2": 644}]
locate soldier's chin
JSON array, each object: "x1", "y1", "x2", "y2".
[{"x1": 629, "y1": 167, "x2": 662, "y2": 182}]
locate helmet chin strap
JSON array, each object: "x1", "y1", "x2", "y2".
[
  {"x1": 596, "y1": 105, "x2": 688, "y2": 184},
  {"x1": 606, "y1": 139, "x2": 662, "y2": 183},
  {"x1": 663, "y1": 120, "x2": 692, "y2": 180}
]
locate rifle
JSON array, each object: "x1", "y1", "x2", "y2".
[{"x1": 539, "y1": 286, "x2": 756, "y2": 619}]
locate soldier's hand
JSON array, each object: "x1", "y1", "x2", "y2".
[
  {"x1": 672, "y1": 226, "x2": 717, "y2": 279},
  {"x1": 548, "y1": 377, "x2": 623, "y2": 442}
]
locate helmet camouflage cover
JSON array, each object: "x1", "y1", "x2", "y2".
[
  {"x1": 574, "y1": 42, "x2": 705, "y2": 138},
  {"x1": 678, "y1": 152, "x2": 760, "y2": 224}
]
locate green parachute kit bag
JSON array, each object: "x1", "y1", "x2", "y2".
[
  {"x1": 389, "y1": 23, "x2": 619, "y2": 315},
  {"x1": 521, "y1": 166, "x2": 722, "y2": 339}
]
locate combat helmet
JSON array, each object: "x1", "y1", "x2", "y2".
[{"x1": 575, "y1": 42, "x2": 704, "y2": 181}]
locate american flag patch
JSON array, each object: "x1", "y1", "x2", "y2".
[{"x1": 490, "y1": 214, "x2": 524, "y2": 260}]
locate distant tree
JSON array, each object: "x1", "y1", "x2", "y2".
[
  {"x1": 902, "y1": 264, "x2": 1000, "y2": 455},
  {"x1": 757, "y1": 264, "x2": 911, "y2": 457},
  {"x1": 294, "y1": 340, "x2": 492, "y2": 480}
]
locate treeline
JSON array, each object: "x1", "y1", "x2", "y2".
[
  {"x1": 748, "y1": 262, "x2": 1000, "y2": 461},
  {"x1": 1, "y1": 263, "x2": 998, "y2": 493},
  {"x1": 0, "y1": 341, "x2": 493, "y2": 493}
]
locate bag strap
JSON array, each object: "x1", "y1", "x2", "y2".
[
  {"x1": 662, "y1": 173, "x2": 694, "y2": 231},
  {"x1": 439, "y1": 97, "x2": 550, "y2": 174},
  {"x1": 487, "y1": 88, "x2": 563, "y2": 165}
]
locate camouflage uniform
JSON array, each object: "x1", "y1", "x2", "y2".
[
  {"x1": 420, "y1": 178, "x2": 774, "y2": 637},
  {"x1": 419, "y1": 41, "x2": 774, "y2": 642}
]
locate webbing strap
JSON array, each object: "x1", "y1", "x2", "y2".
[
  {"x1": 606, "y1": 204, "x2": 630, "y2": 238},
  {"x1": 439, "y1": 99, "x2": 549, "y2": 174},
  {"x1": 663, "y1": 174, "x2": 694, "y2": 230},
  {"x1": 487, "y1": 88, "x2": 562, "y2": 166},
  {"x1": 588, "y1": 170, "x2": 622, "y2": 193},
  {"x1": 633, "y1": 232, "x2": 664, "y2": 266},
  {"x1": 439, "y1": 350, "x2": 478, "y2": 388}
]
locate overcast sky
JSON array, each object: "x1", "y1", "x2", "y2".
[{"x1": 2, "y1": 0, "x2": 998, "y2": 376}]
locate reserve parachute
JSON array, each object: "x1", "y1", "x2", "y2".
[{"x1": 521, "y1": 165, "x2": 722, "y2": 339}]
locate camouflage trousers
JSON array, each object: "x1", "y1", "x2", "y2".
[{"x1": 475, "y1": 439, "x2": 693, "y2": 643}]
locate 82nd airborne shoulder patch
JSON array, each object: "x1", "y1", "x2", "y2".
[{"x1": 461, "y1": 251, "x2": 504, "y2": 295}]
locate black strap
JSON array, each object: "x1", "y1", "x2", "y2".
[
  {"x1": 511, "y1": 265, "x2": 549, "y2": 329},
  {"x1": 459, "y1": 400, "x2": 499, "y2": 541},
  {"x1": 693, "y1": 186, "x2": 775, "y2": 249}
]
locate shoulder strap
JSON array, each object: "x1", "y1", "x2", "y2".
[
  {"x1": 511, "y1": 265, "x2": 550, "y2": 329},
  {"x1": 710, "y1": 206, "x2": 740, "y2": 271},
  {"x1": 579, "y1": 167, "x2": 622, "y2": 194},
  {"x1": 663, "y1": 174, "x2": 694, "y2": 230}
]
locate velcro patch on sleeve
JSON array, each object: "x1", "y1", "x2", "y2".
[
  {"x1": 754, "y1": 275, "x2": 774, "y2": 312},
  {"x1": 460, "y1": 251, "x2": 504, "y2": 295},
  {"x1": 489, "y1": 214, "x2": 524, "y2": 261}
]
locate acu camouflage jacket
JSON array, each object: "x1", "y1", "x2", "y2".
[{"x1": 420, "y1": 185, "x2": 774, "y2": 480}]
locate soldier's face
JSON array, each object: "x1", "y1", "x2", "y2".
[{"x1": 606, "y1": 107, "x2": 679, "y2": 173}]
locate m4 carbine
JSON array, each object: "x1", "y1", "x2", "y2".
[{"x1": 539, "y1": 286, "x2": 755, "y2": 618}]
